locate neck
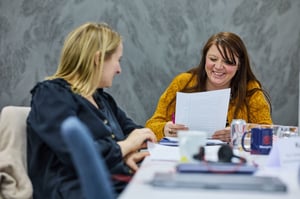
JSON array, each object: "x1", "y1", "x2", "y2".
[
  {"x1": 84, "y1": 95, "x2": 99, "y2": 109},
  {"x1": 206, "y1": 81, "x2": 229, "y2": 91}
]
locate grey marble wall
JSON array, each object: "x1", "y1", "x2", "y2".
[{"x1": 0, "y1": 0, "x2": 299, "y2": 126}]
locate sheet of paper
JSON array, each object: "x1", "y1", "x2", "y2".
[
  {"x1": 267, "y1": 137, "x2": 300, "y2": 168},
  {"x1": 147, "y1": 141, "x2": 180, "y2": 161},
  {"x1": 175, "y1": 88, "x2": 230, "y2": 137},
  {"x1": 147, "y1": 142, "x2": 221, "y2": 162}
]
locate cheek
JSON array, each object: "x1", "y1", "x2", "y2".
[
  {"x1": 205, "y1": 57, "x2": 214, "y2": 66},
  {"x1": 205, "y1": 60, "x2": 214, "y2": 71},
  {"x1": 227, "y1": 67, "x2": 238, "y2": 75}
]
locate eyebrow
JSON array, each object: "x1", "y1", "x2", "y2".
[
  {"x1": 207, "y1": 54, "x2": 217, "y2": 57},
  {"x1": 207, "y1": 53, "x2": 237, "y2": 65}
]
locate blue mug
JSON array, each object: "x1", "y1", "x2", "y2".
[{"x1": 241, "y1": 127, "x2": 273, "y2": 155}]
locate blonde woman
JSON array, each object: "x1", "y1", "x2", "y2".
[{"x1": 27, "y1": 22, "x2": 156, "y2": 198}]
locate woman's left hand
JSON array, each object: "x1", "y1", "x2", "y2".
[
  {"x1": 118, "y1": 128, "x2": 156, "y2": 157},
  {"x1": 124, "y1": 151, "x2": 150, "y2": 172},
  {"x1": 211, "y1": 127, "x2": 231, "y2": 143}
]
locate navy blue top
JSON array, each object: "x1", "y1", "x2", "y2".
[{"x1": 27, "y1": 78, "x2": 142, "y2": 199}]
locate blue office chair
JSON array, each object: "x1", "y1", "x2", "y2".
[{"x1": 61, "y1": 116, "x2": 115, "y2": 199}]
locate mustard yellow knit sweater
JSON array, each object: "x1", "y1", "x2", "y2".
[{"x1": 145, "y1": 73, "x2": 273, "y2": 141}]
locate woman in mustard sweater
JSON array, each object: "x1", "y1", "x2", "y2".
[{"x1": 146, "y1": 32, "x2": 272, "y2": 142}]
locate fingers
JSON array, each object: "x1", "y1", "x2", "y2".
[
  {"x1": 164, "y1": 121, "x2": 188, "y2": 137},
  {"x1": 122, "y1": 128, "x2": 157, "y2": 154},
  {"x1": 212, "y1": 128, "x2": 231, "y2": 143},
  {"x1": 132, "y1": 128, "x2": 157, "y2": 143},
  {"x1": 142, "y1": 128, "x2": 157, "y2": 143},
  {"x1": 212, "y1": 134, "x2": 230, "y2": 143},
  {"x1": 125, "y1": 151, "x2": 149, "y2": 172},
  {"x1": 165, "y1": 127, "x2": 177, "y2": 137},
  {"x1": 133, "y1": 151, "x2": 149, "y2": 161}
]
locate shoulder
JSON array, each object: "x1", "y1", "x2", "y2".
[
  {"x1": 31, "y1": 78, "x2": 71, "y2": 94},
  {"x1": 171, "y1": 72, "x2": 194, "y2": 85},
  {"x1": 174, "y1": 72, "x2": 193, "y2": 81},
  {"x1": 246, "y1": 80, "x2": 268, "y2": 103},
  {"x1": 247, "y1": 80, "x2": 261, "y2": 90},
  {"x1": 28, "y1": 79, "x2": 78, "y2": 121},
  {"x1": 30, "y1": 78, "x2": 77, "y2": 106}
]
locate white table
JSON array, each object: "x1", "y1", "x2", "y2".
[{"x1": 119, "y1": 146, "x2": 300, "y2": 199}]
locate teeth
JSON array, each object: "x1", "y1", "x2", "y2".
[{"x1": 214, "y1": 72, "x2": 223, "y2": 75}]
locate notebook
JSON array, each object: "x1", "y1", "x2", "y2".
[
  {"x1": 149, "y1": 172, "x2": 287, "y2": 193},
  {"x1": 159, "y1": 137, "x2": 226, "y2": 146}
]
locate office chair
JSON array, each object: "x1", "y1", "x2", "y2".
[
  {"x1": 0, "y1": 106, "x2": 32, "y2": 199},
  {"x1": 61, "y1": 116, "x2": 115, "y2": 199}
]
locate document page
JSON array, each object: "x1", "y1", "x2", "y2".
[
  {"x1": 147, "y1": 141, "x2": 180, "y2": 161},
  {"x1": 175, "y1": 88, "x2": 230, "y2": 137}
]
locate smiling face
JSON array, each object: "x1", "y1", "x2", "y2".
[
  {"x1": 205, "y1": 44, "x2": 239, "y2": 91},
  {"x1": 98, "y1": 42, "x2": 123, "y2": 88}
]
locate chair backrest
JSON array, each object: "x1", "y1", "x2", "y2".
[
  {"x1": 0, "y1": 106, "x2": 33, "y2": 199},
  {"x1": 61, "y1": 116, "x2": 115, "y2": 199}
]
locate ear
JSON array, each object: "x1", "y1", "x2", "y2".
[{"x1": 94, "y1": 51, "x2": 101, "y2": 66}]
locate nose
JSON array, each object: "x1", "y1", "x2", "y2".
[
  {"x1": 214, "y1": 60, "x2": 223, "y2": 69},
  {"x1": 116, "y1": 65, "x2": 121, "y2": 74}
]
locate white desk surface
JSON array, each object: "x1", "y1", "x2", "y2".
[{"x1": 119, "y1": 146, "x2": 300, "y2": 199}]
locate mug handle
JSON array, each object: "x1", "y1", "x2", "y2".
[{"x1": 241, "y1": 131, "x2": 251, "y2": 152}]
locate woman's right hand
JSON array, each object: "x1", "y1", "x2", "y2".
[{"x1": 164, "y1": 121, "x2": 189, "y2": 137}]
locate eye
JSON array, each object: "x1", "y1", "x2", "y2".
[
  {"x1": 209, "y1": 57, "x2": 217, "y2": 62},
  {"x1": 224, "y1": 60, "x2": 235, "y2": 66}
]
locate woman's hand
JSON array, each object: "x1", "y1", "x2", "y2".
[
  {"x1": 212, "y1": 127, "x2": 231, "y2": 143},
  {"x1": 124, "y1": 151, "x2": 149, "y2": 172},
  {"x1": 164, "y1": 121, "x2": 189, "y2": 137},
  {"x1": 118, "y1": 128, "x2": 156, "y2": 157}
]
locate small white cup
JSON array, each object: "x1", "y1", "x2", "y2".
[{"x1": 178, "y1": 130, "x2": 207, "y2": 163}]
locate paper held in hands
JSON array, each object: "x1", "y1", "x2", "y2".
[{"x1": 175, "y1": 88, "x2": 230, "y2": 137}]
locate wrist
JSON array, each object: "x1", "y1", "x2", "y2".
[{"x1": 118, "y1": 140, "x2": 131, "y2": 157}]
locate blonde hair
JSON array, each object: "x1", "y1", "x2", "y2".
[{"x1": 47, "y1": 22, "x2": 121, "y2": 96}]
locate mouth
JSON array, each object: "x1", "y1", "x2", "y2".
[{"x1": 212, "y1": 71, "x2": 225, "y2": 78}]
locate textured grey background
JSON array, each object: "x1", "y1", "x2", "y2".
[{"x1": 0, "y1": 0, "x2": 299, "y2": 126}]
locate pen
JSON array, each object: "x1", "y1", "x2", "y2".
[{"x1": 172, "y1": 112, "x2": 175, "y2": 124}]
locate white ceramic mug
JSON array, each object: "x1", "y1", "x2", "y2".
[{"x1": 178, "y1": 130, "x2": 207, "y2": 163}]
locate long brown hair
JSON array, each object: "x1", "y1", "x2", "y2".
[{"x1": 167, "y1": 32, "x2": 271, "y2": 119}]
